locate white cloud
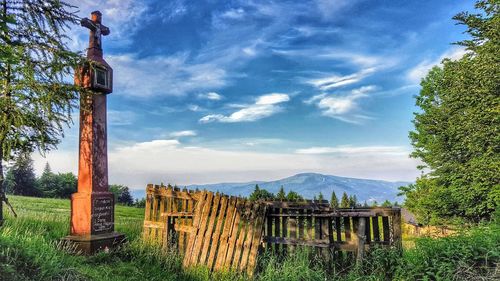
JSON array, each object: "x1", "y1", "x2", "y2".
[
  {"x1": 32, "y1": 140, "x2": 420, "y2": 188},
  {"x1": 308, "y1": 86, "x2": 376, "y2": 124},
  {"x1": 220, "y1": 8, "x2": 245, "y2": 19},
  {"x1": 307, "y1": 68, "x2": 375, "y2": 91},
  {"x1": 198, "y1": 92, "x2": 223, "y2": 101},
  {"x1": 200, "y1": 93, "x2": 290, "y2": 123},
  {"x1": 407, "y1": 47, "x2": 467, "y2": 83},
  {"x1": 108, "y1": 54, "x2": 227, "y2": 98},
  {"x1": 170, "y1": 130, "x2": 197, "y2": 138},
  {"x1": 295, "y1": 146, "x2": 408, "y2": 155}
]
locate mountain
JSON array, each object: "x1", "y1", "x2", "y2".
[{"x1": 187, "y1": 173, "x2": 410, "y2": 204}]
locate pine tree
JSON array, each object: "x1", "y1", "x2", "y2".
[
  {"x1": 277, "y1": 186, "x2": 286, "y2": 201},
  {"x1": 330, "y1": 190, "x2": 339, "y2": 208},
  {"x1": 340, "y1": 192, "x2": 350, "y2": 208},
  {"x1": 0, "y1": 1, "x2": 82, "y2": 224},
  {"x1": 317, "y1": 192, "x2": 324, "y2": 202},
  {"x1": 348, "y1": 195, "x2": 358, "y2": 208},
  {"x1": 3, "y1": 153, "x2": 39, "y2": 196}
]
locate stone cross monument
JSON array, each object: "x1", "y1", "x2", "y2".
[{"x1": 63, "y1": 11, "x2": 124, "y2": 254}]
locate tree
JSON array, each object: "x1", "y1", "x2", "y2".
[
  {"x1": 401, "y1": 0, "x2": 500, "y2": 223},
  {"x1": 0, "y1": 1, "x2": 81, "y2": 224},
  {"x1": 286, "y1": 190, "x2": 303, "y2": 201},
  {"x1": 349, "y1": 195, "x2": 358, "y2": 208},
  {"x1": 3, "y1": 153, "x2": 39, "y2": 196},
  {"x1": 109, "y1": 184, "x2": 134, "y2": 205},
  {"x1": 276, "y1": 186, "x2": 286, "y2": 201},
  {"x1": 36, "y1": 162, "x2": 76, "y2": 198},
  {"x1": 317, "y1": 192, "x2": 324, "y2": 202},
  {"x1": 340, "y1": 192, "x2": 350, "y2": 208},
  {"x1": 330, "y1": 190, "x2": 339, "y2": 208},
  {"x1": 249, "y1": 184, "x2": 275, "y2": 201},
  {"x1": 381, "y1": 200, "x2": 392, "y2": 207}
]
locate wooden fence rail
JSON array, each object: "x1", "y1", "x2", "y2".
[{"x1": 143, "y1": 184, "x2": 402, "y2": 275}]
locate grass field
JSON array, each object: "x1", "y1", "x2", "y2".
[{"x1": 1, "y1": 196, "x2": 498, "y2": 281}]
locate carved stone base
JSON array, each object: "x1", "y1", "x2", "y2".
[{"x1": 62, "y1": 232, "x2": 126, "y2": 255}]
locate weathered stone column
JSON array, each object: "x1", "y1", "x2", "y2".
[{"x1": 63, "y1": 11, "x2": 124, "y2": 254}]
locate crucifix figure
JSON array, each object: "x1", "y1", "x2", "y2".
[{"x1": 81, "y1": 11, "x2": 110, "y2": 53}]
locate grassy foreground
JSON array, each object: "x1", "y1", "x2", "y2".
[{"x1": 1, "y1": 196, "x2": 498, "y2": 281}]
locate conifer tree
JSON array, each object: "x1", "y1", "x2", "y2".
[
  {"x1": 340, "y1": 192, "x2": 350, "y2": 208},
  {"x1": 330, "y1": 190, "x2": 339, "y2": 208},
  {"x1": 317, "y1": 192, "x2": 324, "y2": 201},
  {"x1": 0, "y1": 0, "x2": 82, "y2": 224},
  {"x1": 277, "y1": 185, "x2": 286, "y2": 201}
]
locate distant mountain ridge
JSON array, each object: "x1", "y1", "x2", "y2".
[{"x1": 187, "y1": 173, "x2": 410, "y2": 204}]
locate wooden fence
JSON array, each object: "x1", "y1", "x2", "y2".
[{"x1": 143, "y1": 184, "x2": 402, "y2": 275}]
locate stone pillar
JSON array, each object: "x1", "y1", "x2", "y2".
[{"x1": 63, "y1": 11, "x2": 124, "y2": 254}]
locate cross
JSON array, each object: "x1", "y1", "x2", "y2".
[{"x1": 81, "y1": 11, "x2": 110, "y2": 51}]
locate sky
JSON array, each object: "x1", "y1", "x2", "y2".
[{"x1": 32, "y1": 0, "x2": 476, "y2": 190}]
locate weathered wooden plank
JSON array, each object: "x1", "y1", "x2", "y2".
[
  {"x1": 232, "y1": 201, "x2": 252, "y2": 270},
  {"x1": 273, "y1": 207, "x2": 281, "y2": 254},
  {"x1": 207, "y1": 195, "x2": 229, "y2": 270},
  {"x1": 344, "y1": 217, "x2": 351, "y2": 241},
  {"x1": 356, "y1": 217, "x2": 366, "y2": 264},
  {"x1": 298, "y1": 209, "x2": 304, "y2": 240},
  {"x1": 199, "y1": 193, "x2": 221, "y2": 265},
  {"x1": 247, "y1": 204, "x2": 267, "y2": 276},
  {"x1": 266, "y1": 207, "x2": 273, "y2": 249},
  {"x1": 382, "y1": 216, "x2": 390, "y2": 242},
  {"x1": 189, "y1": 192, "x2": 214, "y2": 266},
  {"x1": 306, "y1": 209, "x2": 313, "y2": 240},
  {"x1": 263, "y1": 237, "x2": 358, "y2": 251},
  {"x1": 214, "y1": 197, "x2": 237, "y2": 270},
  {"x1": 289, "y1": 209, "x2": 297, "y2": 251},
  {"x1": 239, "y1": 203, "x2": 260, "y2": 271},
  {"x1": 392, "y1": 209, "x2": 402, "y2": 249},
  {"x1": 281, "y1": 207, "x2": 288, "y2": 255},
  {"x1": 183, "y1": 191, "x2": 208, "y2": 267},
  {"x1": 223, "y1": 199, "x2": 243, "y2": 269}
]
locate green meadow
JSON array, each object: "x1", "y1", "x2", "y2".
[{"x1": 1, "y1": 195, "x2": 498, "y2": 281}]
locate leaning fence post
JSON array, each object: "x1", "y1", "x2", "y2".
[
  {"x1": 392, "y1": 208, "x2": 402, "y2": 251},
  {"x1": 356, "y1": 217, "x2": 366, "y2": 264}
]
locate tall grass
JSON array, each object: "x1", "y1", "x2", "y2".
[{"x1": 1, "y1": 196, "x2": 498, "y2": 280}]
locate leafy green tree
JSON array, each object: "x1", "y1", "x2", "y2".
[
  {"x1": 276, "y1": 186, "x2": 286, "y2": 201},
  {"x1": 3, "y1": 153, "x2": 39, "y2": 196},
  {"x1": 109, "y1": 184, "x2": 134, "y2": 205},
  {"x1": 286, "y1": 190, "x2": 303, "y2": 201},
  {"x1": 330, "y1": 190, "x2": 339, "y2": 208},
  {"x1": 381, "y1": 200, "x2": 392, "y2": 207},
  {"x1": 0, "y1": 1, "x2": 81, "y2": 224},
  {"x1": 36, "y1": 162, "x2": 76, "y2": 198},
  {"x1": 371, "y1": 200, "x2": 378, "y2": 207},
  {"x1": 401, "y1": 0, "x2": 500, "y2": 223},
  {"x1": 340, "y1": 192, "x2": 350, "y2": 208},
  {"x1": 249, "y1": 184, "x2": 275, "y2": 201}
]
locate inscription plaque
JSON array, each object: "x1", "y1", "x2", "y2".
[{"x1": 92, "y1": 198, "x2": 113, "y2": 233}]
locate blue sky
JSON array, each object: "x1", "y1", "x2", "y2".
[{"x1": 33, "y1": 0, "x2": 475, "y2": 189}]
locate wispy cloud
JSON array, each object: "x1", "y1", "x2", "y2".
[
  {"x1": 198, "y1": 92, "x2": 223, "y2": 101},
  {"x1": 108, "y1": 53, "x2": 227, "y2": 98},
  {"x1": 306, "y1": 68, "x2": 375, "y2": 91},
  {"x1": 296, "y1": 145, "x2": 408, "y2": 155},
  {"x1": 170, "y1": 130, "x2": 197, "y2": 138},
  {"x1": 108, "y1": 110, "x2": 136, "y2": 126},
  {"x1": 407, "y1": 47, "x2": 467, "y2": 83},
  {"x1": 200, "y1": 93, "x2": 290, "y2": 123},
  {"x1": 307, "y1": 86, "x2": 377, "y2": 124}
]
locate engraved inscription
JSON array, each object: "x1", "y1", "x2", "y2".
[{"x1": 92, "y1": 198, "x2": 113, "y2": 233}]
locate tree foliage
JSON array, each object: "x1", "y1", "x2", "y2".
[
  {"x1": 109, "y1": 184, "x2": 134, "y2": 205},
  {"x1": 330, "y1": 190, "x2": 339, "y2": 208},
  {"x1": 36, "y1": 163, "x2": 76, "y2": 199},
  {"x1": 340, "y1": 192, "x2": 350, "y2": 208},
  {"x1": 3, "y1": 153, "x2": 38, "y2": 196},
  {"x1": 401, "y1": 0, "x2": 500, "y2": 223},
  {"x1": 0, "y1": 0, "x2": 82, "y2": 222},
  {"x1": 276, "y1": 186, "x2": 286, "y2": 201}
]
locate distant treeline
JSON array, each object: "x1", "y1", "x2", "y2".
[
  {"x1": 2, "y1": 153, "x2": 140, "y2": 206},
  {"x1": 248, "y1": 184, "x2": 398, "y2": 208}
]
